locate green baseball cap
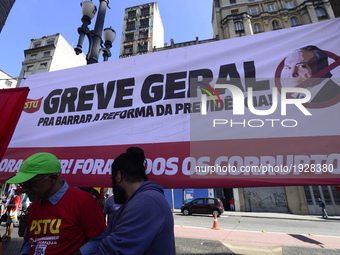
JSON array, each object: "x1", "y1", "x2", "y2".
[{"x1": 6, "y1": 153, "x2": 61, "y2": 184}]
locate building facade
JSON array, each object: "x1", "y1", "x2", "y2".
[
  {"x1": 212, "y1": 0, "x2": 335, "y2": 39},
  {"x1": 17, "y1": 33, "x2": 86, "y2": 86},
  {"x1": 0, "y1": 69, "x2": 17, "y2": 89},
  {"x1": 120, "y1": 2, "x2": 164, "y2": 58},
  {"x1": 153, "y1": 36, "x2": 219, "y2": 52}
]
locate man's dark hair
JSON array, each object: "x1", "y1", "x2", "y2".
[
  {"x1": 111, "y1": 147, "x2": 148, "y2": 182},
  {"x1": 301, "y1": 45, "x2": 332, "y2": 78}
]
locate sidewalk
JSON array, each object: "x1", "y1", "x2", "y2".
[
  {"x1": 221, "y1": 211, "x2": 340, "y2": 222},
  {"x1": 173, "y1": 210, "x2": 340, "y2": 254},
  {"x1": 173, "y1": 209, "x2": 340, "y2": 222}
]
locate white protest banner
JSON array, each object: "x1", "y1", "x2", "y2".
[{"x1": 1, "y1": 18, "x2": 340, "y2": 188}]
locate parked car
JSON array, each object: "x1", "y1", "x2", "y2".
[{"x1": 181, "y1": 197, "x2": 224, "y2": 217}]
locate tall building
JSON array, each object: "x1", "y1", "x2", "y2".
[
  {"x1": 0, "y1": 69, "x2": 17, "y2": 89},
  {"x1": 0, "y1": 0, "x2": 16, "y2": 33},
  {"x1": 17, "y1": 33, "x2": 86, "y2": 86},
  {"x1": 120, "y1": 2, "x2": 164, "y2": 58},
  {"x1": 212, "y1": 0, "x2": 335, "y2": 39}
]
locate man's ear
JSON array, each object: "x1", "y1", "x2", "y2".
[
  {"x1": 115, "y1": 171, "x2": 122, "y2": 183},
  {"x1": 49, "y1": 173, "x2": 59, "y2": 184}
]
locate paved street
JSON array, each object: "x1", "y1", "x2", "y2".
[
  {"x1": 174, "y1": 211, "x2": 340, "y2": 255},
  {"x1": 1, "y1": 211, "x2": 340, "y2": 255}
]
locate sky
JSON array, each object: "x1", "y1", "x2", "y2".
[{"x1": 0, "y1": 0, "x2": 214, "y2": 78}]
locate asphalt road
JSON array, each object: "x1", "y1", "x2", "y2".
[
  {"x1": 173, "y1": 213, "x2": 340, "y2": 237},
  {"x1": 1, "y1": 214, "x2": 340, "y2": 255}
]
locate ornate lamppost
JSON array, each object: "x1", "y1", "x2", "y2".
[{"x1": 74, "y1": 0, "x2": 116, "y2": 64}]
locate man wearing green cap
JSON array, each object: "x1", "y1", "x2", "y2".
[{"x1": 6, "y1": 152, "x2": 106, "y2": 255}]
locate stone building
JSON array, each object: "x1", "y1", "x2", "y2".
[
  {"x1": 120, "y1": 2, "x2": 164, "y2": 58},
  {"x1": 17, "y1": 33, "x2": 86, "y2": 86},
  {"x1": 212, "y1": 0, "x2": 335, "y2": 39}
]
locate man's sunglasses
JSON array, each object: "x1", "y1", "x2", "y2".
[{"x1": 21, "y1": 174, "x2": 50, "y2": 189}]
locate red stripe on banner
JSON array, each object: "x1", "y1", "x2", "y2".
[
  {"x1": 0, "y1": 87, "x2": 29, "y2": 160},
  {"x1": 1, "y1": 136, "x2": 339, "y2": 188}
]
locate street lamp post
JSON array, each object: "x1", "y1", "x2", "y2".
[{"x1": 74, "y1": 0, "x2": 116, "y2": 64}]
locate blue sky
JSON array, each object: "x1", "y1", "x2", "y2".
[{"x1": 0, "y1": 0, "x2": 214, "y2": 78}]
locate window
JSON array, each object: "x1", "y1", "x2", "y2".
[
  {"x1": 331, "y1": 186, "x2": 340, "y2": 205},
  {"x1": 234, "y1": 21, "x2": 244, "y2": 32},
  {"x1": 125, "y1": 33, "x2": 134, "y2": 41},
  {"x1": 43, "y1": 51, "x2": 51, "y2": 57},
  {"x1": 272, "y1": 20, "x2": 281, "y2": 30},
  {"x1": 231, "y1": 9, "x2": 239, "y2": 14},
  {"x1": 46, "y1": 40, "x2": 54, "y2": 46},
  {"x1": 30, "y1": 54, "x2": 37, "y2": 60},
  {"x1": 138, "y1": 42, "x2": 148, "y2": 52},
  {"x1": 5, "y1": 80, "x2": 12, "y2": 86},
  {"x1": 230, "y1": 0, "x2": 236, "y2": 3},
  {"x1": 39, "y1": 63, "x2": 47, "y2": 70},
  {"x1": 140, "y1": 19, "x2": 149, "y2": 27},
  {"x1": 139, "y1": 31, "x2": 148, "y2": 39},
  {"x1": 128, "y1": 11, "x2": 136, "y2": 18},
  {"x1": 126, "y1": 22, "x2": 135, "y2": 30},
  {"x1": 207, "y1": 199, "x2": 215, "y2": 204},
  {"x1": 33, "y1": 42, "x2": 41, "y2": 48},
  {"x1": 268, "y1": 4, "x2": 276, "y2": 12},
  {"x1": 250, "y1": 7, "x2": 258, "y2": 15},
  {"x1": 194, "y1": 199, "x2": 204, "y2": 204},
  {"x1": 285, "y1": 1, "x2": 294, "y2": 9},
  {"x1": 290, "y1": 17, "x2": 299, "y2": 26},
  {"x1": 124, "y1": 46, "x2": 133, "y2": 54},
  {"x1": 315, "y1": 8, "x2": 326, "y2": 18},
  {"x1": 27, "y1": 65, "x2": 34, "y2": 72},
  {"x1": 141, "y1": 7, "x2": 150, "y2": 16},
  {"x1": 254, "y1": 23, "x2": 262, "y2": 33}
]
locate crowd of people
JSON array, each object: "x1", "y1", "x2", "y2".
[{"x1": 1, "y1": 147, "x2": 176, "y2": 255}]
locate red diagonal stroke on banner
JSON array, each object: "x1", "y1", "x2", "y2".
[
  {"x1": 296, "y1": 52, "x2": 340, "y2": 89},
  {"x1": 275, "y1": 51, "x2": 340, "y2": 108},
  {"x1": 0, "y1": 87, "x2": 30, "y2": 160},
  {"x1": 275, "y1": 51, "x2": 340, "y2": 89}
]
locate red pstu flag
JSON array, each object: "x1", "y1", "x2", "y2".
[{"x1": 0, "y1": 87, "x2": 29, "y2": 160}]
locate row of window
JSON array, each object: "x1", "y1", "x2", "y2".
[
  {"x1": 32, "y1": 39, "x2": 55, "y2": 49},
  {"x1": 234, "y1": 17, "x2": 300, "y2": 33},
  {"x1": 123, "y1": 43, "x2": 149, "y2": 54},
  {"x1": 26, "y1": 62, "x2": 47, "y2": 72},
  {"x1": 125, "y1": 30, "x2": 149, "y2": 41},
  {"x1": 29, "y1": 51, "x2": 51, "y2": 60},
  {"x1": 127, "y1": 7, "x2": 150, "y2": 19},
  {"x1": 249, "y1": 4, "x2": 327, "y2": 17},
  {"x1": 230, "y1": 1, "x2": 327, "y2": 18},
  {"x1": 230, "y1": 0, "x2": 294, "y2": 10},
  {"x1": 126, "y1": 18, "x2": 149, "y2": 31}
]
